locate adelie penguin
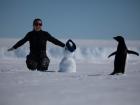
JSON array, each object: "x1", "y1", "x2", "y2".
[{"x1": 108, "y1": 36, "x2": 139, "y2": 75}]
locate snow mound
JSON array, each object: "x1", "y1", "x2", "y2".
[{"x1": 59, "y1": 50, "x2": 76, "y2": 73}]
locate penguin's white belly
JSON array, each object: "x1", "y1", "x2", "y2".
[{"x1": 59, "y1": 57, "x2": 76, "y2": 72}]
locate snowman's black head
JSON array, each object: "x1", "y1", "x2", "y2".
[{"x1": 65, "y1": 39, "x2": 76, "y2": 52}]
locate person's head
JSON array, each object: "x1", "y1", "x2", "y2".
[{"x1": 33, "y1": 18, "x2": 42, "y2": 31}]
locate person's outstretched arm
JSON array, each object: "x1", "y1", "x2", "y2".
[
  {"x1": 46, "y1": 32, "x2": 65, "y2": 47},
  {"x1": 7, "y1": 33, "x2": 30, "y2": 51}
]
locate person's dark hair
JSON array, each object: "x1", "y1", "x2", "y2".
[{"x1": 33, "y1": 18, "x2": 42, "y2": 25}]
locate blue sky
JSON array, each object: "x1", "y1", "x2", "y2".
[{"x1": 0, "y1": 0, "x2": 140, "y2": 39}]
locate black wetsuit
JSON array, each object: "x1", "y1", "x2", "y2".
[{"x1": 12, "y1": 30, "x2": 65, "y2": 71}]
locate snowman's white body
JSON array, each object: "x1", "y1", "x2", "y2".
[{"x1": 59, "y1": 49, "x2": 76, "y2": 72}]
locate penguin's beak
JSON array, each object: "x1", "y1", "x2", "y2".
[
  {"x1": 113, "y1": 37, "x2": 117, "y2": 40},
  {"x1": 113, "y1": 37, "x2": 118, "y2": 41}
]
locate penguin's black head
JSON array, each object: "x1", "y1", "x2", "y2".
[{"x1": 113, "y1": 36, "x2": 124, "y2": 42}]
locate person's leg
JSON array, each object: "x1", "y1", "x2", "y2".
[
  {"x1": 26, "y1": 55, "x2": 38, "y2": 71},
  {"x1": 37, "y1": 56, "x2": 50, "y2": 71}
]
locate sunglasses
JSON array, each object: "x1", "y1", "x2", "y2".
[{"x1": 34, "y1": 22, "x2": 42, "y2": 26}]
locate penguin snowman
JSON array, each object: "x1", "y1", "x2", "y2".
[{"x1": 59, "y1": 39, "x2": 76, "y2": 72}]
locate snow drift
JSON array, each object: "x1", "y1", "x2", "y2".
[
  {"x1": 0, "y1": 39, "x2": 140, "y2": 62},
  {"x1": 0, "y1": 38, "x2": 140, "y2": 105}
]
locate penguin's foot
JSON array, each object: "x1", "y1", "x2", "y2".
[
  {"x1": 110, "y1": 72, "x2": 116, "y2": 75},
  {"x1": 110, "y1": 72, "x2": 124, "y2": 75}
]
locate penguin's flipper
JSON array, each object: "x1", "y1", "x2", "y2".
[
  {"x1": 127, "y1": 50, "x2": 139, "y2": 56},
  {"x1": 108, "y1": 51, "x2": 117, "y2": 58}
]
